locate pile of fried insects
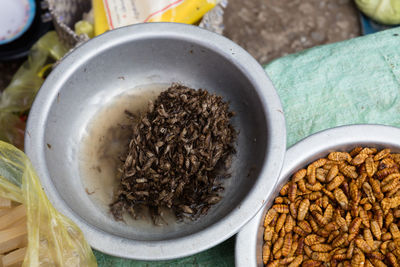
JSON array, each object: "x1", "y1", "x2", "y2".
[
  {"x1": 263, "y1": 147, "x2": 400, "y2": 267},
  {"x1": 111, "y1": 84, "x2": 237, "y2": 224}
]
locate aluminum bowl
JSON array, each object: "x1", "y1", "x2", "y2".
[
  {"x1": 25, "y1": 23, "x2": 286, "y2": 260},
  {"x1": 235, "y1": 124, "x2": 400, "y2": 266}
]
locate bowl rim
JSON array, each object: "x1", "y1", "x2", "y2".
[
  {"x1": 235, "y1": 124, "x2": 400, "y2": 266},
  {"x1": 25, "y1": 22, "x2": 286, "y2": 260}
]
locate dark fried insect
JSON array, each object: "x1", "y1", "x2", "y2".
[{"x1": 110, "y1": 84, "x2": 237, "y2": 223}]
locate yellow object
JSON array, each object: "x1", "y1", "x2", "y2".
[
  {"x1": 148, "y1": 0, "x2": 216, "y2": 24},
  {"x1": 75, "y1": 20, "x2": 95, "y2": 39},
  {"x1": 0, "y1": 141, "x2": 97, "y2": 267},
  {"x1": 92, "y1": 0, "x2": 109, "y2": 36},
  {"x1": 92, "y1": 0, "x2": 218, "y2": 36},
  {"x1": 37, "y1": 63, "x2": 53, "y2": 79}
]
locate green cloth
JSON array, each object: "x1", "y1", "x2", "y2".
[
  {"x1": 268, "y1": 27, "x2": 400, "y2": 147},
  {"x1": 94, "y1": 238, "x2": 235, "y2": 267},
  {"x1": 96, "y1": 26, "x2": 400, "y2": 266}
]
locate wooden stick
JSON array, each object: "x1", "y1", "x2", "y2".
[
  {"x1": 18, "y1": 237, "x2": 27, "y2": 249},
  {"x1": 0, "y1": 233, "x2": 27, "y2": 255},
  {"x1": 0, "y1": 223, "x2": 27, "y2": 240},
  {"x1": 0, "y1": 205, "x2": 26, "y2": 230},
  {"x1": 2, "y1": 247, "x2": 26, "y2": 267},
  {"x1": 0, "y1": 224, "x2": 27, "y2": 255},
  {"x1": 0, "y1": 198, "x2": 11, "y2": 209},
  {"x1": 12, "y1": 218, "x2": 26, "y2": 228},
  {"x1": 0, "y1": 210, "x2": 8, "y2": 217}
]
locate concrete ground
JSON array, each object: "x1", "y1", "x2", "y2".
[{"x1": 224, "y1": 0, "x2": 361, "y2": 64}]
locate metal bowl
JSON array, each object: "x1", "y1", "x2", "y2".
[
  {"x1": 235, "y1": 124, "x2": 400, "y2": 266},
  {"x1": 25, "y1": 23, "x2": 286, "y2": 260}
]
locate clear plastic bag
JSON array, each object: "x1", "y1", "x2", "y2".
[
  {"x1": 0, "y1": 32, "x2": 67, "y2": 150},
  {"x1": 0, "y1": 141, "x2": 97, "y2": 266}
]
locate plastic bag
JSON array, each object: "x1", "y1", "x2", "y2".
[
  {"x1": 92, "y1": 0, "x2": 219, "y2": 36},
  {"x1": 0, "y1": 141, "x2": 97, "y2": 266},
  {"x1": 0, "y1": 32, "x2": 67, "y2": 150}
]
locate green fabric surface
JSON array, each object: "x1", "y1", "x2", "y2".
[
  {"x1": 96, "y1": 26, "x2": 400, "y2": 266},
  {"x1": 268, "y1": 27, "x2": 400, "y2": 147}
]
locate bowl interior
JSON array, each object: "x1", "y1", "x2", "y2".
[
  {"x1": 252, "y1": 138, "x2": 400, "y2": 266},
  {"x1": 42, "y1": 29, "x2": 270, "y2": 241}
]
